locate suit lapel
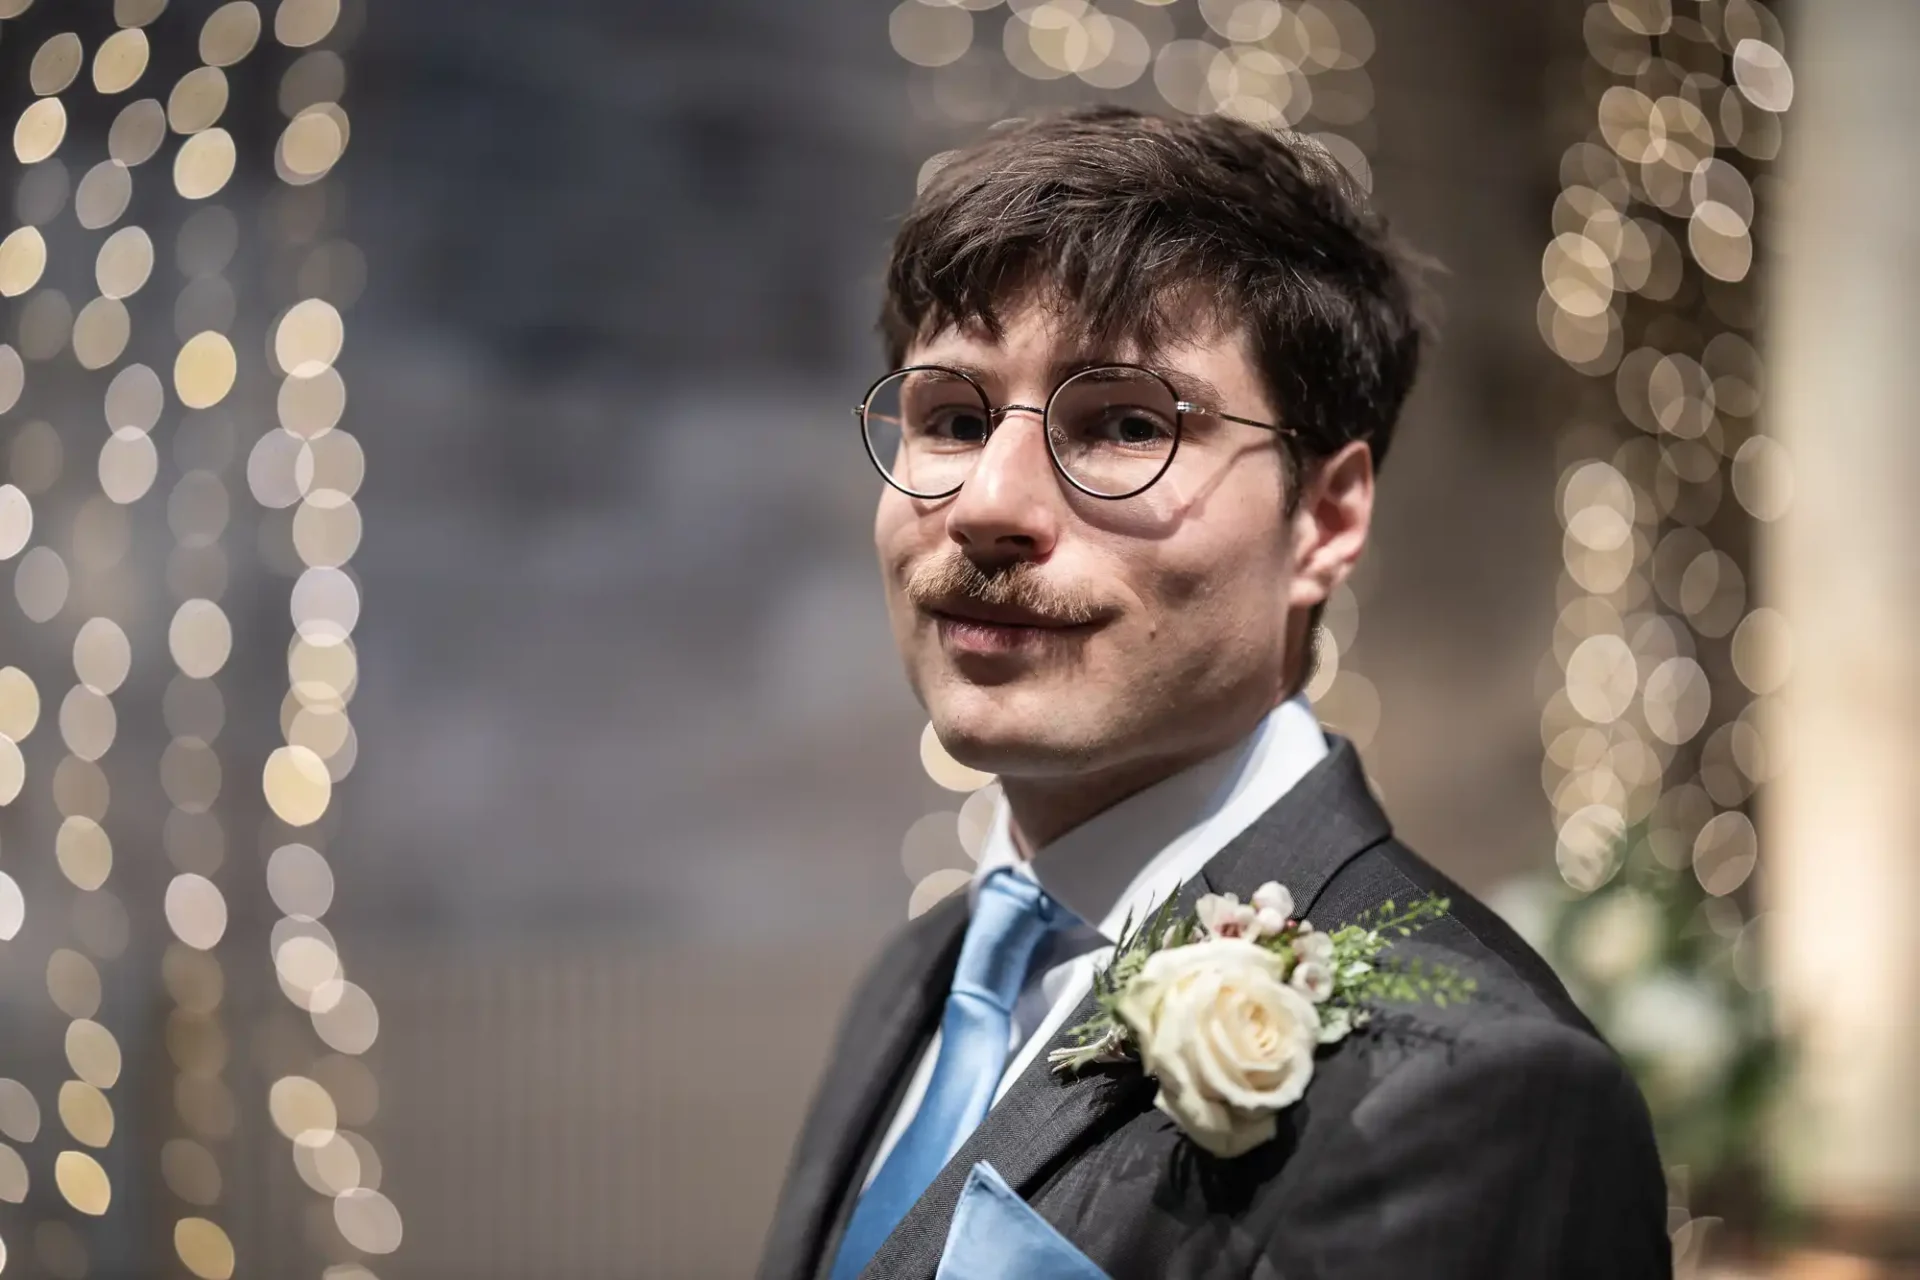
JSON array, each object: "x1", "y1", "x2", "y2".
[
  {"x1": 857, "y1": 735, "x2": 1393, "y2": 1280},
  {"x1": 758, "y1": 894, "x2": 970, "y2": 1280}
]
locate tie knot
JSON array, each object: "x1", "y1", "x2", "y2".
[{"x1": 953, "y1": 869, "x2": 1062, "y2": 1013}]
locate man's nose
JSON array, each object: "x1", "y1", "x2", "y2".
[{"x1": 943, "y1": 406, "x2": 1060, "y2": 559}]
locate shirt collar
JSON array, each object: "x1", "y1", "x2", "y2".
[{"x1": 970, "y1": 696, "x2": 1329, "y2": 940}]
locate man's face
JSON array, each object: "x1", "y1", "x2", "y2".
[{"x1": 874, "y1": 298, "x2": 1315, "y2": 780}]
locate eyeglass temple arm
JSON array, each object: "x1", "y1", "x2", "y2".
[{"x1": 1175, "y1": 402, "x2": 1296, "y2": 437}]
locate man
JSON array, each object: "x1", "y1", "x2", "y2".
[{"x1": 760, "y1": 107, "x2": 1669, "y2": 1279}]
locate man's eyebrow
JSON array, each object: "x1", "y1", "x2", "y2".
[{"x1": 910, "y1": 356, "x2": 1228, "y2": 410}]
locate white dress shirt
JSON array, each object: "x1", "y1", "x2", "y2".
[{"x1": 860, "y1": 696, "x2": 1330, "y2": 1190}]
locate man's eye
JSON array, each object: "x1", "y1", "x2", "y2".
[{"x1": 926, "y1": 409, "x2": 989, "y2": 441}]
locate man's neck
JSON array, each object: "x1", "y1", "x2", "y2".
[{"x1": 998, "y1": 741, "x2": 1235, "y2": 856}]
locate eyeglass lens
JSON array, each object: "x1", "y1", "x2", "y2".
[{"x1": 861, "y1": 366, "x2": 1178, "y2": 499}]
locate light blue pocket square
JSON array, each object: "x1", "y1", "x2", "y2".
[{"x1": 934, "y1": 1161, "x2": 1110, "y2": 1280}]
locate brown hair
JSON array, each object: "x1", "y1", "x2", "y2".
[{"x1": 879, "y1": 106, "x2": 1427, "y2": 477}]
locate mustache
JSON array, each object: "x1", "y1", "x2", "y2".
[{"x1": 904, "y1": 555, "x2": 1109, "y2": 626}]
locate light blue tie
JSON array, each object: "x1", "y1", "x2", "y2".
[{"x1": 829, "y1": 869, "x2": 1063, "y2": 1280}]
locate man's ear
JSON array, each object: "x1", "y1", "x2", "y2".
[{"x1": 1287, "y1": 440, "x2": 1375, "y2": 611}]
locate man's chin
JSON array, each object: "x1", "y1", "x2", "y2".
[{"x1": 925, "y1": 696, "x2": 1100, "y2": 779}]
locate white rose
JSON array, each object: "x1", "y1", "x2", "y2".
[{"x1": 1115, "y1": 938, "x2": 1320, "y2": 1158}]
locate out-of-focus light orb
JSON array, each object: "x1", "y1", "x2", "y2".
[
  {"x1": 1643, "y1": 654, "x2": 1712, "y2": 744},
  {"x1": 170, "y1": 472, "x2": 232, "y2": 547},
  {"x1": 57, "y1": 1082, "x2": 113, "y2": 1148},
  {"x1": 59, "y1": 688, "x2": 118, "y2": 764},
  {"x1": 174, "y1": 1218, "x2": 236, "y2": 1280},
  {"x1": 1693, "y1": 809, "x2": 1757, "y2": 896},
  {"x1": 311, "y1": 980, "x2": 379, "y2": 1054},
  {"x1": 0, "y1": 739, "x2": 23, "y2": 808},
  {"x1": 294, "y1": 1128, "x2": 363, "y2": 1195},
  {"x1": 269, "y1": 843, "x2": 336, "y2": 917},
  {"x1": 292, "y1": 567, "x2": 360, "y2": 644},
  {"x1": 281, "y1": 109, "x2": 346, "y2": 178},
  {"x1": 0, "y1": 348, "x2": 20, "y2": 414},
  {"x1": 162, "y1": 945, "x2": 226, "y2": 1017},
  {"x1": 110, "y1": 98, "x2": 167, "y2": 165},
  {"x1": 0, "y1": 488, "x2": 32, "y2": 559},
  {"x1": 920, "y1": 721, "x2": 994, "y2": 791},
  {"x1": 175, "y1": 128, "x2": 237, "y2": 199},
  {"x1": 175, "y1": 330, "x2": 238, "y2": 408},
  {"x1": 0, "y1": 869, "x2": 21, "y2": 937},
  {"x1": 98, "y1": 427, "x2": 159, "y2": 504},
  {"x1": 65, "y1": 1019, "x2": 123, "y2": 1089},
  {"x1": 76, "y1": 160, "x2": 134, "y2": 230},
  {"x1": 281, "y1": 49, "x2": 347, "y2": 116},
  {"x1": 1731, "y1": 607, "x2": 1791, "y2": 695},
  {"x1": 73, "y1": 298, "x2": 132, "y2": 369},
  {"x1": 248, "y1": 430, "x2": 306, "y2": 507},
  {"x1": 306, "y1": 430, "x2": 365, "y2": 498},
  {"x1": 1565, "y1": 633, "x2": 1638, "y2": 723},
  {"x1": 179, "y1": 205, "x2": 241, "y2": 275},
  {"x1": 30, "y1": 33, "x2": 84, "y2": 96},
  {"x1": 1731, "y1": 435, "x2": 1791, "y2": 520},
  {"x1": 269, "y1": 1074, "x2": 337, "y2": 1143},
  {"x1": 94, "y1": 28, "x2": 151, "y2": 94},
  {"x1": 264, "y1": 744, "x2": 332, "y2": 825},
  {"x1": 166, "y1": 874, "x2": 229, "y2": 950},
  {"x1": 20, "y1": 288, "x2": 74, "y2": 361},
  {"x1": 0, "y1": 1081, "x2": 38, "y2": 1143},
  {"x1": 74, "y1": 619, "x2": 132, "y2": 696},
  {"x1": 14, "y1": 98, "x2": 68, "y2": 164},
  {"x1": 170, "y1": 599, "x2": 234, "y2": 678},
  {"x1": 275, "y1": 298, "x2": 344, "y2": 375},
  {"x1": 276, "y1": 0, "x2": 341, "y2": 47},
  {"x1": 54, "y1": 756, "x2": 111, "y2": 822},
  {"x1": 1556, "y1": 803, "x2": 1626, "y2": 893},
  {"x1": 161, "y1": 1138, "x2": 221, "y2": 1205},
  {"x1": 1312, "y1": 668, "x2": 1381, "y2": 748},
  {"x1": 1687, "y1": 201, "x2": 1751, "y2": 281},
  {"x1": 334, "y1": 1188, "x2": 403, "y2": 1254},
  {"x1": 1730, "y1": 38, "x2": 1790, "y2": 112},
  {"x1": 289, "y1": 635, "x2": 358, "y2": 702},
  {"x1": 279, "y1": 367, "x2": 347, "y2": 437},
  {"x1": 1543, "y1": 232, "x2": 1616, "y2": 318},
  {"x1": 47, "y1": 947, "x2": 104, "y2": 1019},
  {"x1": 55, "y1": 1150, "x2": 111, "y2": 1216},
  {"x1": 0, "y1": 1140, "x2": 27, "y2": 1203},
  {"x1": 8, "y1": 419, "x2": 60, "y2": 491},
  {"x1": 56, "y1": 816, "x2": 113, "y2": 890},
  {"x1": 116, "y1": 0, "x2": 170, "y2": 27},
  {"x1": 891, "y1": 0, "x2": 973, "y2": 67},
  {"x1": 201, "y1": 2, "x2": 263, "y2": 67},
  {"x1": 15, "y1": 546, "x2": 70, "y2": 622},
  {"x1": 908, "y1": 867, "x2": 970, "y2": 918},
  {"x1": 0, "y1": 228, "x2": 49, "y2": 298},
  {"x1": 106, "y1": 364, "x2": 164, "y2": 434},
  {"x1": 168, "y1": 66, "x2": 230, "y2": 135},
  {"x1": 292, "y1": 490, "x2": 363, "y2": 566},
  {"x1": 1151, "y1": 38, "x2": 1220, "y2": 113},
  {"x1": 161, "y1": 738, "x2": 223, "y2": 812},
  {"x1": 0, "y1": 667, "x2": 39, "y2": 740},
  {"x1": 73, "y1": 887, "x2": 132, "y2": 960}
]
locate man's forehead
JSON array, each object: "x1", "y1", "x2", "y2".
[{"x1": 905, "y1": 307, "x2": 1252, "y2": 404}]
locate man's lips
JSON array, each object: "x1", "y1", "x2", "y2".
[
  {"x1": 922, "y1": 603, "x2": 1108, "y2": 657},
  {"x1": 924, "y1": 601, "x2": 1091, "y2": 629}
]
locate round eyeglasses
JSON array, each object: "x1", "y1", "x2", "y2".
[{"x1": 856, "y1": 363, "x2": 1294, "y2": 501}]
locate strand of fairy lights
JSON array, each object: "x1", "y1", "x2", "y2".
[
  {"x1": 246, "y1": 3, "x2": 401, "y2": 1273},
  {"x1": 1537, "y1": 0, "x2": 1793, "y2": 1016},
  {"x1": 891, "y1": 0, "x2": 1386, "y2": 915}
]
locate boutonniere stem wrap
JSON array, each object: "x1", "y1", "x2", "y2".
[{"x1": 1049, "y1": 883, "x2": 1474, "y2": 1157}]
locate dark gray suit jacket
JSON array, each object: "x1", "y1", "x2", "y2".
[{"x1": 760, "y1": 738, "x2": 1672, "y2": 1280}]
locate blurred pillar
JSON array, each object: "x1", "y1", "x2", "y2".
[{"x1": 1765, "y1": 0, "x2": 1920, "y2": 1249}]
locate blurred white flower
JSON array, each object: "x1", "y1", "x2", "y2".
[
  {"x1": 1608, "y1": 972, "x2": 1735, "y2": 1096},
  {"x1": 1573, "y1": 888, "x2": 1663, "y2": 985},
  {"x1": 1290, "y1": 960, "x2": 1334, "y2": 1003},
  {"x1": 1252, "y1": 881, "x2": 1294, "y2": 921}
]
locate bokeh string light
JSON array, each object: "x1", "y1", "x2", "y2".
[
  {"x1": 889, "y1": 0, "x2": 1387, "y2": 914},
  {"x1": 1535, "y1": 1, "x2": 1792, "y2": 1212},
  {"x1": 248, "y1": 3, "x2": 401, "y2": 1273},
  {"x1": 1539, "y1": 0, "x2": 1789, "y2": 907},
  {"x1": 0, "y1": 3, "x2": 370, "y2": 1276}
]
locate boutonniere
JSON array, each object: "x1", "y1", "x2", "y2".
[{"x1": 1048, "y1": 882, "x2": 1474, "y2": 1157}]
